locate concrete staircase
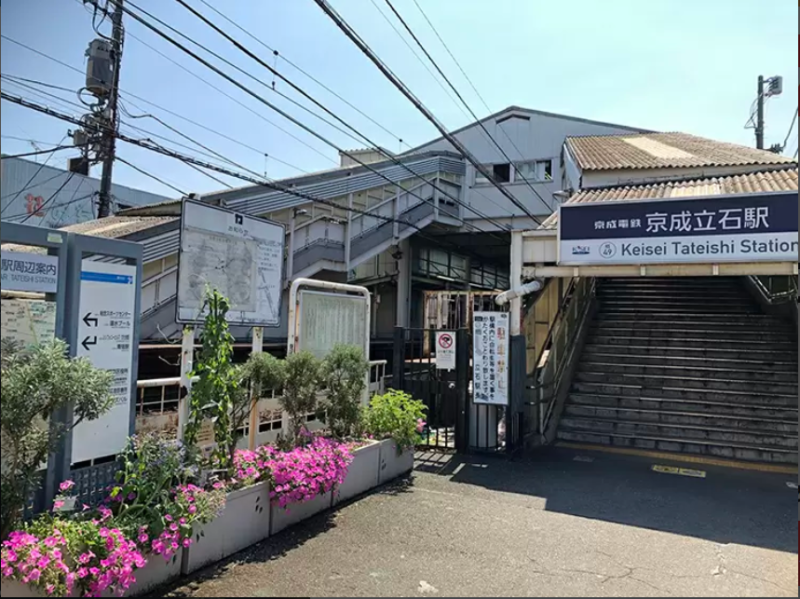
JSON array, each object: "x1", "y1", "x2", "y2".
[{"x1": 556, "y1": 277, "x2": 798, "y2": 464}]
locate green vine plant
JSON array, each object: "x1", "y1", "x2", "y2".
[
  {"x1": 1, "y1": 339, "x2": 114, "y2": 541},
  {"x1": 185, "y1": 287, "x2": 240, "y2": 475}
]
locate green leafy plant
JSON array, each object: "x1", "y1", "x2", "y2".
[
  {"x1": 0, "y1": 339, "x2": 113, "y2": 541},
  {"x1": 186, "y1": 288, "x2": 240, "y2": 473},
  {"x1": 280, "y1": 351, "x2": 321, "y2": 446},
  {"x1": 362, "y1": 389, "x2": 427, "y2": 452},
  {"x1": 317, "y1": 344, "x2": 369, "y2": 439}
]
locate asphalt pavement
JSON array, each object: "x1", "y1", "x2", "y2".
[{"x1": 163, "y1": 448, "x2": 797, "y2": 597}]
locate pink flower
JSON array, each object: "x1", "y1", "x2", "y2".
[
  {"x1": 138, "y1": 533, "x2": 149, "y2": 544},
  {"x1": 52, "y1": 500, "x2": 65, "y2": 510},
  {"x1": 182, "y1": 538, "x2": 192, "y2": 548},
  {"x1": 188, "y1": 505, "x2": 197, "y2": 514},
  {"x1": 58, "y1": 480, "x2": 75, "y2": 493},
  {"x1": 45, "y1": 584, "x2": 55, "y2": 595},
  {"x1": 5, "y1": 550, "x2": 17, "y2": 563},
  {"x1": 77, "y1": 567, "x2": 89, "y2": 579},
  {"x1": 28, "y1": 568, "x2": 41, "y2": 582},
  {"x1": 164, "y1": 514, "x2": 173, "y2": 522}
]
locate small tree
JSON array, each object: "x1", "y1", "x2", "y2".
[
  {"x1": 1, "y1": 339, "x2": 113, "y2": 540},
  {"x1": 235, "y1": 352, "x2": 286, "y2": 457},
  {"x1": 186, "y1": 288, "x2": 240, "y2": 473},
  {"x1": 318, "y1": 344, "x2": 369, "y2": 439},
  {"x1": 280, "y1": 351, "x2": 321, "y2": 446}
]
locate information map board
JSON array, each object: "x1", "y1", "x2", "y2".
[{"x1": 298, "y1": 290, "x2": 368, "y2": 360}]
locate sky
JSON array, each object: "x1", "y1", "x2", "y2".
[{"x1": 1, "y1": 0, "x2": 798, "y2": 200}]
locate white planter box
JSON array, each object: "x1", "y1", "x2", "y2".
[
  {"x1": 378, "y1": 439, "x2": 414, "y2": 484},
  {"x1": 0, "y1": 580, "x2": 43, "y2": 598},
  {"x1": 334, "y1": 441, "x2": 381, "y2": 506},
  {"x1": 181, "y1": 482, "x2": 271, "y2": 575},
  {"x1": 1, "y1": 554, "x2": 181, "y2": 598},
  {"x1": 270, "y1": 491, "x2": 332, "y2": 535},
  {"x1": 125, "y1": 552, "x2": 182, "y2": 596}
]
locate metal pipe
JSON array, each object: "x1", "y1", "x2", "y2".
[{"x1": 495, "y1": 280, "x2": 543, "y2": 306}]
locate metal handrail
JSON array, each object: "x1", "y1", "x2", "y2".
[{"x1": 747, "y1": 275, "x2": 797, "y2": 305}]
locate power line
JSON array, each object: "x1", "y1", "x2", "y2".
[
  {"x1": 0, "y1": 171, "x2": 67, "y2": 201},
  {"x1": 1, "y1": 134, "x2": 70, "y2": 216},
  {"x1": 367, "y1": 0, "x2": 469, "y2": 121},
  {"x1": 0, "y1": 145, "x2": 78, "y2": 160},
  {"x1": 116, "y1": 0, "x2": 512, "y2": 238},
  {"x1": 18, "y1": 171, "x2": 78, "y2": 224},
  {"x1": 381, "y1": 0, "x2": 553, "y2": 210},
  {"x1": 312, "y1": 0, "x2": 542, "y2": 225},
  {"x1": 124, "y1": 30, "x2": 338, "y2": 167},
  {"x1": 4, "y1": 192, "x2": 97, "y2": 222},
  {"x1": 410, "y1": 0, "x2": 491, "y2": 114},
  {"x1": 781, "y1": 108, "x2": 798, "y2": 151},
  {"x1": 195, "y1": 0, "x2": 408, "y2": 149},
  {"x1": 2, "y1": 91, "x2": 506, "y2": 264},
  {"x1": 116, "y1": 156, "x2": 188, "y2": 196},
  {"x1": 3, "y1": 28, "x2": 336, "y2": 170},
  {"x1": 1, "y1": 135, "x2": 68, "y2": 146}
]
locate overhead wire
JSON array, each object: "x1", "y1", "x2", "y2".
[
  {"x1": 2, "y1": 91, "x2": 508, "y2": 265},
  {"x1": 0, "y1": 144, "x2": 79, "y2": 161},
  {"x1": 115, "y1": 156, "x2": 188, "y2": 196},
  {"x1": 311, "y1": 0, "x2": 543, "y2": 225},
  {"x1": 381, "y1": 0, "x2": 555, "y2": 210},
  {"x1": 117, "y1": 0, "x2": 512, "y2": 239},
  {"x1": 780, "y1": 107, "x2": 798, "y2": 151},
  {"x1": 195, "y1": 0, "x2": 409, "y2": 149},
  {"x1": 18, "y1": 171, "x2": 78, "y2": 224},
  {"x1": 3, "y1": 192, "x2": 97, "y2": 222},
  {"x1": 1, "y1": 134, "x2": 70, "y2": 215}
]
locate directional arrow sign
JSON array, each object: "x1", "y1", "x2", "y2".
[
  {"x1": 83, "y1": 312, "x2": 98, "y2": 327},
  {"x1": 81, "y1": 336, "x2": 97, "y2": 351}
]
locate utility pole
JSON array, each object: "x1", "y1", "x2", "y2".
[
  {"x1": 97, "y1": 0, "x2": 124, "y2": 218},
  {"x1": 755, "y1": 75, "x2": 765, "y2": 150}
]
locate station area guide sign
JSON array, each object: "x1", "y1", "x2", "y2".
[
  {"x1": 557, "y1": 191, "x2": 798, "y2": 266},
  {"x1": 177, "y1": 200, "x2": 285, "y2": 326},
  {"x1": 1, "y1": 250, "x2": 59, "y2": 293},
  {"x1": 472, "y1": 312, "x2": 509, "y2": 406},
  {"x1": 72, "y1": 261, "x2": 137, "y2": 464}
]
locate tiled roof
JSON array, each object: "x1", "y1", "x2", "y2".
[
  {"x1": 539, "y1": 169, "x2": 798, "y2": 230},
  {"x1": 1, "y1": 216, "x2": 176, "y2": 253},
  {"x1": 566, "y1": 132, "x2": 796, "y2": 171}
]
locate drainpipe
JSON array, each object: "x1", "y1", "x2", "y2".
[{"x1": 495, "y1": 280, "x2": 543, "y2": 306}]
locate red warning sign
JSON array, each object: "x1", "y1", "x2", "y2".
[{"x1": 435, "y1": 331, "x2": 456, "y2": 370}]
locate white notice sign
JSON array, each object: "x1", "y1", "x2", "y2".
[
  {"x1": 298, "y1": 290, "x2": 368, "y2": 360},
  {"x1": 1, "y1": 251, "x2": 58, "y2": 293},
  {"x1": 435, "y1": 331, "x2": 456, "y2": 370},
  {"x1": 472, "y1": 312, "x2": 509, "y2": 406},
  {"x1": 72, "y1": 261, "x2": 137, "y2": 464}
]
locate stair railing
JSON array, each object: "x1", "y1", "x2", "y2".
[
  {"x1": 747, "y1": 275, "x2": 798, "y2": 305},
  {"x1": 528, "y1": 276, "x2": 597, "y2": 445}
]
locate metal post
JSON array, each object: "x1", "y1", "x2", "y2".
[
  {"x1": 755, "y1": 75, "x2": 765, "y2": 150},
  {"x1": 287, "y1": 213, "x2": 296, "y2": 284},
  {"x1": 177, "y1": 326, "x2": 195, "y2": 442},
  {"x1": 392, "y1": 326, "x2": 406, "y2": 392},
  {"x1": 97, "y1": 0, "x2": 124, "y2": 218},
  {"x1": 455, "y1": 328, "x2": 469, "y2": 453},
  {"x1": 345, "y1": 191, "x2": 353, "y2": 271},
  {"x1": 248, "y1": 327, "x2": 264, "y2": 450},
  {"x1": 510, "y1": 230, "x2": 523, "y2": 336}
]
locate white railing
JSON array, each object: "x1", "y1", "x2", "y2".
[{"x1": 135, "y1": 360, "x2": 389, "y2": 441}]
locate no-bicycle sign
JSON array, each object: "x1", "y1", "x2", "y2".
[{"x1": 435, "y1": 331, "x2": 456, "y2": 370}]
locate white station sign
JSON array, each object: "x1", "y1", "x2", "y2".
[
  {"x1": 71, "y1": 261, "x2": 137, "y2": 464},
  {"x1": 472, "y1": 312, "x2": 509, "y2": 406},
  {"x1": 1, "y1": 250, "x2": 59, "y2": 293}
]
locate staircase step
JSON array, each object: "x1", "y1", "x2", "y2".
[
  {"x1": 574, "y1": 371, "x2": 797, "y2": 395},
  {"x1": 555, "y1": 430, "x2": 797, "y2": 464},
  {"x1": 597, "y1": 287, "x2": 749, "y2": 297},
  {"x1": 583, "y1": 343, "x2": 798, "y2": 363},
  {"x1": 580, "y1": 361, "x2": 798, "y2": 383},
  {"x1": 568, "y1": 392, "x2": 798, "y2": 420},
  {"x1": 595, "y1": 310, "x2": 792, "y2": 330},
  {"x1": 572, "y1": 381, "x2": 797, "y2": 407},
  {"x1": 592, "y1": 318, "x2": 789, "y2": 332},
  {"x1": 560, "y1": 416, "x2": 797, "y2": 448},
  {"x1": 581, "y1": 351, "x2": 797, "y2": 372},
  {"x1": 591, "y1": 326, "x2": 793, "y2": 342},
  {"x1": 600, "y1": 302, "x2": 760, "y2": 315},
  {"x1": 564, "y1": 404, "x2": 796, "y2": 433},
  {"x1": 599, "y1": 296, "x2": 751, "y2": 306},
  {"x1": 591, "y1": 335, "x2": 796, "y2": 350}
]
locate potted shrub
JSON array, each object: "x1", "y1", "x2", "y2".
[
  {"x1": 280, "y1": 351, "x2": 322, "y2": 448},
  {"x1": 317, "y1": 345, "x2": 380, "y2": 505},
  {"x1": 1, "y1": 339, "x2": 114, "y2": 543},
  {"x1": 362, "y1": 390, "x2": 427, "y2": 484}
]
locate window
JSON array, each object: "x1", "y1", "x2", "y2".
[
  {"x1": 515, "y1": 160, "x2": 553, "y2": 182},
  {"x1": 475, "y1": 163, "x2": 511, "y2": 185}
]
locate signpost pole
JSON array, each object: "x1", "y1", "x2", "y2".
[
  {"x1": 248, "y1": 327, "x2": 264, "y2": 450},
  {"x1": 178, "y1": 326, "x2": 195, "y2": 442}
]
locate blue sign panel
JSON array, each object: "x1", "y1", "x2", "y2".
[{"x1": 557, "y1": 192, "x2": 798, "y2": 265}]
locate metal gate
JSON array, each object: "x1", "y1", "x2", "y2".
[{"x1": 392, "y1": 327, "x2": 469, "y2": 451}]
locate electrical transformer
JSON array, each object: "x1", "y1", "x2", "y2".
[{"x1": 85, "y1": 39, "x2": 113, "y2": 98}]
